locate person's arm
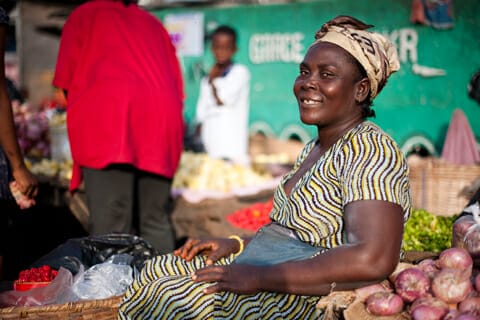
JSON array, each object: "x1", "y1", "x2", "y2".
[
  {"x1": 194, "y1": 77, "x2": 211, "y2": 135},
  {"x1": 0, "y1": 26, "x2": 38, "y2": 198},
  {"x1": 209, "y1": 65, "x2": 250, "y2": 107},
  {"x1": 193, "y1": 200, "x2": 404, "y2": 296},
  {"x1": 254, "y1": 200, "x2": 404, "y2": 295}
]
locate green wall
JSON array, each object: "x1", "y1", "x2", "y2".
[{"x1": 152, "y1": 0, "x2": 480, "y2": 155}]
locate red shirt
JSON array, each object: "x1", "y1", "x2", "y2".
[{"x1": 53, "y1": 0, "x2": 184, "y2": 191}]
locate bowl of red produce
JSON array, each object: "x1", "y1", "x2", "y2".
[{"x1": 14, "y1": 265, "x2": 58, "y2": 291}]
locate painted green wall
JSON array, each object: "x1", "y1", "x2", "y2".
[{"x1": 152, "y1": 0, "x2": 480, "y2": 155}]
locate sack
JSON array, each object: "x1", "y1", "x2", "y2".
[{"x1": 233, "y1": 223, "x2": 324, "y2": 266}]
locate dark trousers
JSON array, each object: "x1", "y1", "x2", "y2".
[{"x1": 82, "y1": 165, "x2": 176, "y2": 254}]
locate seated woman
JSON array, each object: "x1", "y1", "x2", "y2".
[{"x1": 118, "y1": 15, "x2": 411, "y2": 320}]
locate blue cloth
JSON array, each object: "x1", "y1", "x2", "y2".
[
  {"x1": 233, "y1": 222, "x2": 324, "y2": 266},
  {"x1": 423, "y1": 0, "x2": 454, "y2": 29}
]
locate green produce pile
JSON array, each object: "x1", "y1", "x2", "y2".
[{"x1": 402, "y1": 209, "x2": 458, "y2": 253}]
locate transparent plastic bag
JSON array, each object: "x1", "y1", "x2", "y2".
[
  {"x1": 0, "y1": 267, "x2": 73, "y2": 307},
  {"x1": 462, "y1": 203, "x2": 480, "y2": 254},
  {"x1": 70, "y1": 254, "x2": 134, "y2": 301}
]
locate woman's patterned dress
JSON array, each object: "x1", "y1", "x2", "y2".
[{"x1": 118, "y1": 122, "x2": 411, "y2": 320}]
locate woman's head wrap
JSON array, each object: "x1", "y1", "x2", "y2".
[{"x1": 313, "y1": 16, "x2": 400, "y2": 100}]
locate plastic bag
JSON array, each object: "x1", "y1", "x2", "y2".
[
  {"x1": 79, "y1": 234, "x2": 157, "y2": 270},
  {"x1": 31, "y1": 233, "x2": 158, "y2": 274},
  {"x1": 462, "y1": 203, "x2": 480, "y2": 253},
  {"x1": 0, "y1": 267, "x2": 73, "y2": 307},
  {"x1": 69, "y1": 254, "x2": 134, "y2": 301}
]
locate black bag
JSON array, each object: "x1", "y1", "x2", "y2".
[{"x1": 31, "y1": 233, "x2": 159, "y2": 274}]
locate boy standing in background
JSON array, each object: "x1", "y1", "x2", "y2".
[{"x1": 195, "y1": 25, "x2": 251, "y2": 164}]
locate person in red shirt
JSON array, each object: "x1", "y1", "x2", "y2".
[{"x1": 52, "y1": 0, "x2": 185, "y2": 254}]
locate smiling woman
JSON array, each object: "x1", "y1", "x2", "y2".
[{"x1": 118, "y1": 15, "x2": 411, "y2": 320}]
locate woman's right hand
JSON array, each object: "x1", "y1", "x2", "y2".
[{"x1": 173, "y1": 238, "x2": 240, "y2": 266}]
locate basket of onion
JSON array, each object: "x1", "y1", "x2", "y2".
[{"x1": 342, "y1": 247, "x2": 480, "y2": 320}]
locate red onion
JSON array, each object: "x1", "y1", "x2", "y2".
[
  {"x1": 475, "y1": 273, "x2": 480, "y2": 291},
  {"x1": 465, "y1": 229, "x2": 480, "y2": 263},
  {"x1": 453, "y1": 217, "x2": 476, "y2": 248},
  {"x1": 410, "y1": 296, "x2": 449, "y2": 320},
  {"x1": 394, "y1": 267, "x2": 431, "y2": 303},
  {"x1": 432, "y1": 268, "x2": 473, "y2": 303},
  {"x1": 437, "y1": 248, "x2": 473, "y2": 274},
  {"x1": 458, "y1": 297, "x2": 480, "y2": 316},
  {"x1": 26, "y1": 122, "x2": 42, "y2": 140},
  {"x1": 454, "y1": 312, "x2": 480, "y2": 320},
  {"x1": 365, "y1": 291, "x2": 404, "y2": 316},
  {"x1": 443, "y1": 310, "x2": 460, "y2": 320},
  {"x1": 419, "y1": 258, "x2": 441, "y2": 279},
  {"x1": 389, "y1": 263, "x2": 418, "y2": 283},
  {"x1": 355, "y1": 282, "x2": 392, "y2": 302}
]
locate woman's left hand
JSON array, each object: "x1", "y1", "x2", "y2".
[{"x1": 192, "y1": 264, "x2": 261, "y2": 295}]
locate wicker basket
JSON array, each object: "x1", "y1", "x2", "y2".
[
  {"x1": 171, "y1": 192, "x2": 273, "y2": 239},
  {"x1": 408, "y1": 156, "x2": 480, "y2": 216},
  {"x1": 0, "y1": 295, "x2": 122, "y2": 320}
]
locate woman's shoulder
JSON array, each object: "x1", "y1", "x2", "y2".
[
  {"x1": 354, "y1": 122, "x2": 399, "y2": 145},
  {"x1": 340, "y1": 122, "x2": 404, "y2": 157}
]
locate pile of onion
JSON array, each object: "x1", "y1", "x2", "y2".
[{"x1": 362, "y1": 247, "x2": 480, "y2": 319}]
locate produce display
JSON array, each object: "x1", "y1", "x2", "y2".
[
  {"x1": 14, "y1": 265, "x2": 59, "y2": 291},
  {"x1": 452, "y1": 203, "x2": 480, "y2": 262},
  {"x1": 252, "y1": 152, "x2": 290, "y2": 165},
  {"x1": 16, "y1": 265, "x2": 58, "y2": 283},
  {"x1": 358, "y1": 247, "x2": 480, "y2": 319},
  {"x1": 403, "y1": 209, "x2": 457, "y2": 253},
  {"x1": 226, "y1": 198, "x2": 273, "y2": 231},
  {"x1": 27, "y1": 158, "x2": 73, "y2": 181},
  {"x1": 12, "y1": 100, "x2": 50, "y2": 159},
  {"x1": 172, "y1": 152, "x2": 273, "y2": 192}
]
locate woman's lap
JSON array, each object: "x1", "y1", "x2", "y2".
[{"x1": 118, "y1": 253, "x2": 322, "y2": 320}]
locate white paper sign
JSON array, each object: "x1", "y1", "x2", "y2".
[{"x1": 164, "y1": 12, "x2": 204, "y2": 57}]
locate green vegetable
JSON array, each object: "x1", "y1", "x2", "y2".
[{"x1": 402, "y1": 209, "x2": 458, "y2": 253}]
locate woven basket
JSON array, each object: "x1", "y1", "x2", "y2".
[
  {"x1": 408, "y1": 156, "x2": 480, "y2": 216},
  {"x1": 0, "y1": 295, "x2": 122, "y2": 320},
  {"x1": 171, "y1": 192, "x2": 273, "y2": 239}
]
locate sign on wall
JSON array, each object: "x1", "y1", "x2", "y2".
[
  {"x1": 164, "y1": 12, "x2": 204, "y2": 56},
  {"x1": 154, "y1": 0, "x2": 480, "y2": 155}
]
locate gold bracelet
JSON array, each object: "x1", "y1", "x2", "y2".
[{"x1": 228, "y1": 235, "x2": 244, "y2": 257}]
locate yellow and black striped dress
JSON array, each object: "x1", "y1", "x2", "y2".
[{"x1": 118, "y1": 122, "x2": 411, "y2": 320}]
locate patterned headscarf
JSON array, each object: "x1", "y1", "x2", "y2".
[{"x1": 313, "y1": 16, "x2": 400, "y2": 100}]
